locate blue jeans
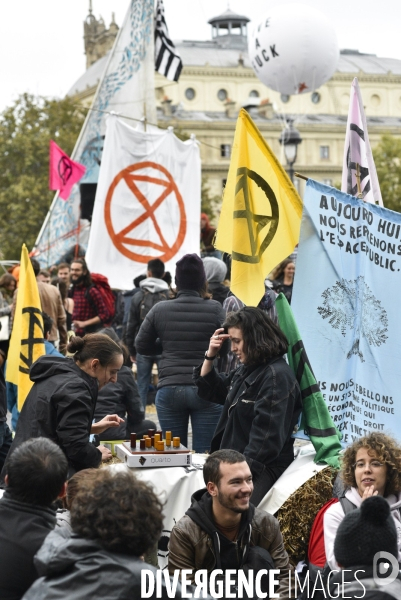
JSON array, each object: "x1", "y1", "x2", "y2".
[
  {"x1": 0, "y1": 422, "x2": 13, "y2": 474},
  {"x1": 156, "y1": 386, "x2": 222, "y2": 453},
  {"x1": 136, "y1": 353, "x2": 161, "y2": 411}
]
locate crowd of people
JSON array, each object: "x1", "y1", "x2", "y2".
[{"x1": 0, "y1": 219, "x2": 399, "y2": 599}]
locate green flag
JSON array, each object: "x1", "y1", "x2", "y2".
[{"x1": 276, "y1": 293, "x2": 342, "y2": 469}]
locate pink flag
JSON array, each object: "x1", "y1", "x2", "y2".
[
  {"x1": 341, "y1": 78, "x2": 383, "y2": 206},
  {"x1": 49, "y1": 140, "x2": 86, "y2": 201}
]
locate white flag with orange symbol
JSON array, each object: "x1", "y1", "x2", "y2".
[{"x1": 86, "y1": 117, "x2": 201, "y2": 289}]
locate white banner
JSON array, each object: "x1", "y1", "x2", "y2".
[
  {"x1": 86, "y1": 117, "x2": 201, "y2": 289},
  {"x1": 341, "y1": 77, "x2": 383, "y2": 207}
]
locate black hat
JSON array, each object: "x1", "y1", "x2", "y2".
[
  {"x1": 175, "y1": 254, "x2": 206, "y2": 291},
  {"x1": 334, "y1": 495, "x2": 398, "y2": 567}
]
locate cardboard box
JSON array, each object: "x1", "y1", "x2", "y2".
[
  {"x1": 116, "y1": 443, "x2": 192, "y2": 468},
  {"x1": 102, "y1": 440, "x2": 125, "y2": 456}
]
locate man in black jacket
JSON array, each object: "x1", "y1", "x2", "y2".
[{"x1": 0, "y1": 437, "x2": 68, "y2": 600}]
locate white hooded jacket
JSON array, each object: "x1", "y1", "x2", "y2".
[{"x1": 323, "y1": 486, "x2": 401, "y2": 569}]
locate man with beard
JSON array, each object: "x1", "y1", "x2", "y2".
[
  {"x1": 168, "y1": 450, "x2": 293, "y2": 598},
  {"x1": 69, "y1": 259, "x2": 113, "y2": 337}
]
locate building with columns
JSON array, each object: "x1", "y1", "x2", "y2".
[{"x1": 68, "y1": 7, "x2": 401, "y2": 199}]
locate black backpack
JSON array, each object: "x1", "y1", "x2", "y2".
[
  {"x1": 111, "y1": 290, "x2": 125, "y2": 329},
  {"x1": 139, "y1": 289, "x2": 168, "y2": 324}
]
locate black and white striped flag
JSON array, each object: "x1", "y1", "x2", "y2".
[{"x1": 155, "y1": 0, "x2": 183, "y2": 82}]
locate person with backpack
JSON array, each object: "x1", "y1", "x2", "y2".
[
  {"x1": 69, "y1": 259, "x2": 115, "y2": 337},
  {"x1": 135, "y1": 254, "x2": 224, "y2": 452},
  {"x1": 323, "y1": 432, "x2": 401, "y2": 571},
  {"x1": 126, "y1": 259, "x2": 170, "y2": 411},
  {"x1": 314, "y1": 495, "x2": 401, "y2": 600}
]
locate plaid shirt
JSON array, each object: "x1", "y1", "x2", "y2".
[{"x1": 70, "y1": 284, "x2": 112, "y2": 336}]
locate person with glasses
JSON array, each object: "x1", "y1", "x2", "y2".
[{"x1": 323, "y1": 431, "x2": 401, "y2": 570}]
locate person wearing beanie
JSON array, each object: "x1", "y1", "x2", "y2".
[
  {"x1": 323, "y1": 432, "x2": 401, "y2": 572},
  {"x1": 335, "y1": 496, "x2": 398, "y2": 567},
  {"x1": 314, "y1": 496, "x2": 401, "y2": 600},
  {"x1": 174, "y1": 253, "x2": 207, "y2": 291},
  {"x1": 202, "y1": 257, "x2": 229, "y2": 305},
  {"x1": 135, "y1": 254, "x2": 225, "y2": 452}
]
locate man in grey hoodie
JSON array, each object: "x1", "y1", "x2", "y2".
[
  {"x1": 126, "y1": 259, "x2": 170, "y2": 410},
  {"x1": 202, "y1": 257, "x2": 229, "y2": 306}
]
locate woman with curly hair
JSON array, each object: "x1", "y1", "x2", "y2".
[{"x1": 324, "y1": 431, "x2": 401, "y2": 569}]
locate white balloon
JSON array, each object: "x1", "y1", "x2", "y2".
[{"x1": 248, "y1": 3, "x2": 339, "y2": 96}]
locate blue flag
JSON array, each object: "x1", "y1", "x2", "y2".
[{"x1": 292, "y1": 179, "x2": 401, "y2": 446}]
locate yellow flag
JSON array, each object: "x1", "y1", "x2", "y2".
[
  {"x1": 215, "y1": 109, "x2": 303, "y2": 306},
  {"x1": 7, "y1": 245, "x2": 45, "y2": 410}
]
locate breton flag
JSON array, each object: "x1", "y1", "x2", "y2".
[
  {"x1": 276, "y1": 293, "x2": 342, "y2": 468},
  {"x1": 49, "y1": 140, "x2": 86, "y2": 201},
  {"x1": 215, "y1": 109, "x2": 303, "y2": 307},
  {"x1": 155, "y1": 0, "x2": 183, "y2": 82},
  {"x1": 341, "y1": 77, "x2": 383, "y2": 206},
  {"x1": 7, "y1": 245, "x2": 45, "y2": 410}
]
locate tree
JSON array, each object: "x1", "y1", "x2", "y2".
[
  {"x1": 373, "y1": 134, "x2": 401, "y2": 212},
  {"x1": 0, "y1": 94, "x2": 85, "y2": 259},
  {"x1": 317, "y1": 276, "x2": 388, "y2": 363},
  {"x1": 201, "y1": 175, "x2": 222, "y2": 221}
]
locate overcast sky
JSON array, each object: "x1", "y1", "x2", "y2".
[{"x1": 0, "y1": 0, "x2": 399, "y2": 112}]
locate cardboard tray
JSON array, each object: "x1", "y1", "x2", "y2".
[{"x1": 115, "y1": 443, "x2": 192, "y2": 468}]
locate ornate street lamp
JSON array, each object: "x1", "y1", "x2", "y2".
[{"x1": 279, "y1": 120, "x2": 302, "y2": 183}]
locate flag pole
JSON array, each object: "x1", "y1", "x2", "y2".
[{"x1": 355, "y1": 163, "x2": 364, "y2": 199}]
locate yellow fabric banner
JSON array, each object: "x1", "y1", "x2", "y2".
[
  {"x1": 215, "y1": 109, "x2": 303, "y2": 306},
  {"x1": 6, "y1": 245, "x2": 45, "y2": 410}
]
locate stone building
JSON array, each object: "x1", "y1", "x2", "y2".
[{"x1": 68, "y1": 6, "x2": 401, "y2": 198}]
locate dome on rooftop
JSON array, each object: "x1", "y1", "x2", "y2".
[
  {"x1": 207, "y1": 7, "x2": 249, "y2": 49},
  {"x1": 208, "y1": 8, "x2": 250, "y2": 26}
]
